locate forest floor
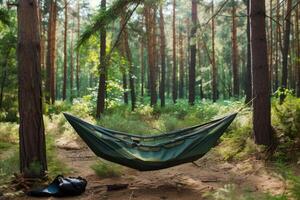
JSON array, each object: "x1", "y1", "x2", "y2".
[{"x1": 16, "y1": 134, "x2": 286, "y2": 200}]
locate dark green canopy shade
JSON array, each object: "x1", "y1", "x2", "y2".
[{"x1": 64, "y1": 113, "x2": 237, "y2": 171}]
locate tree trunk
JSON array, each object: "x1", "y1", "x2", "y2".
[
  {"x1": 144, "y1": 5, "x2": 157, "y2": 106},
  {"x1": 70, "y1": 32, "x2": 74, "y2": 101},
  {"x1": 245, "y1": 0, "x2": 252, "y2": 104},
  {"x1": 62, "y1": 0, "x2": 67, "y2": 100},
  {"x1": 250, "y1": 0, "x2": 272, "y2": 145},
  {"x1": 179, "y1": 29, "x2": 184, "y2": 99},
  {"x1": 231, "y1": 2, "x2": 239, "y2": 97},
  {"x1": 189, "y1": 0, "x2": 197, "y2": 105},
  {"x1": 45, "y1": 0, "x2": 57, "y2": 104},
  {"x1": 0, "y1": 50, "x2": 10, "y2": 108},
  {"x1": 76, "y1": 0, "x2": 80, "y2": 96},
  {"x1": 140, "y1": 38, "x2": 145, "y2": 98},
  {"x1": 172, "y1": 0, "x2": 177, "y2": 103},
  {"x1": 123, "y1": 16, "x2": 136, "y2": 111},
  {"x1": 296, "y1": 4, "x2": 300, "y2": 97},
  {"x1": 159, "y1": 5, "x2": 166, "y2": 107},
  {"x1": 281, "y1": 0, "x2": 292, "y2": 89},
  {"x1": 96, "y1": 0, "x2": 106, "y2": 118},
  {"x1": 211, "y1": 0, "x2": 217, "y2": 102},
  {"x1": 274, "y1": 0, "x2": 280, "y2": 91},
  {"x1": 18, "y1": 0, "x2": 47, "y2": 178},
  {"x1": 197, "y1": 39, "x2": 204, "y2": 99},
  {"x1": 269, "y1": 0, "x2": 273, "y2": 92}
]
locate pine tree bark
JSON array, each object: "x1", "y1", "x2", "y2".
[
  {"x1": 197, "y1": 39, "x2": 204, "y2": 99},
  {"x1": 245, "y1": 0, "x2": 252, "y2": 104},
  {"x1": 274, "y1": 0, "x2": 280, "y2": 91},
  {"x1": 0, "y1": 50, "x2": 10, "y2": 108},
  {"x1": 231, "y1": 2, "x2": 239, "y2": 97},
  {"x1": 144, "y1": 5, "x2": 157, "y2": 106},
  {"x1": 269, "y1": 0, "x2": 273, "y2": 91},
  {"x1": 296, "y1": 5, "x2": 300, "y2": 97},
  {"x1": 159, "y1": 5, "x2": 166, "y2": 107},
  {"x1": 96, "y1": 0, "x2": 106, "y2": 118},
  {"x1": 281, "y1": 0, "x2": 292, "y2": 89},
  {"x1": 179, "y1": 29, "x2": 184, "y2": 99},
  {"x1": 189, "y1": 0, "x2": 197, "y2": 105},
  {"x1": 250, "y1": 0, "x2": 272, "y2": 145},
  {"x1": 70, "y1": 32, "x2": 74, "y2": 100},
  {"x1": 140, "y1": 38, "x2": 145, "y2": 98},
  {"x1": 45, "y1": 0, "x2": 57, "y2": 104},
  {"x1": 76, "y1": 0, "x2": 80, "y2": 96},
  {"x1": 211, "y1": 0, "x2": 217, "y2": 102},
  {"x1": 123, "y1": 16, "x2": 136, "y2": 111},
  {"x1": 172, "y1": 0, "x2": 177, "y2": 103},
  {"x1": 18, "y1": 0, "x2": 47, "y2": 178},
  {"x1": 62, "y1": 0, "x2": 67, "y2": 100}
]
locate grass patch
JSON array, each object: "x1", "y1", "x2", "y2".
[{"x1": 91, "y1": 161, "x2": 122, "y2": 178}]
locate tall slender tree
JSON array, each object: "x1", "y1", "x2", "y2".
[
  {"x1": 211, "y1": 0, "x2": 217, "y2": 102},
  {"x1": 172, "y1": 0, "x2": 177, "y2": 103},
  {"x1": 18, "y1": 0, "x2": 47, "y2": 177},
  {"x1": 281, "y1": 0, "x2": 292, "y2": 90},
  {"x1": 62, "y1": 0, "x2": 68, "y2": 100},
  {"x1": 45, "y1": 0, "x2": 57, "y2": 104},
  {"x1": 159, "y1": 4, "x2": 166, "y2": 107},
  {"x1": 179, "y1": 28, "x2": 184, "y2": 99},
  {"x1": 122, "y1": 13, "x2": 136, "y2": 111},
  {"x1": 96, "y1": 0, "x2": 107, "y2": 118},
  {"x1": 144, "y1": 4, "x2": 157, "y2": 106},
  {"x1": 189, "y1": 0, "x2": 197, "y2": 105},
  {"x1": 231, "y1": 1, "x2": 239, "y2": 97},
  {"x1": 244, "y1": 0, "x2": 252, "y2": 104},
  {"x1": 296, "y1": 4, "x2": 300, "y2": 97},
  {"x1": 76, "y1": 0, "x2": 80, "y2": 96},
  {"x1": 250, "y1": 0, "x2": 272, "y2": 145}
]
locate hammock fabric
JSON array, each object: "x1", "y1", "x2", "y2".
[{"x1": 64, "y1": 113, "x2": 237, "y2": 171}]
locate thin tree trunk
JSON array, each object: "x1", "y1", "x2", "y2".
[
  {"x1": 274, "y1": 0, "x2": 280, "y2": 91},
  {"x1": 211, "y1": 0, "x2": 217, "y2": 102},
  {"x1": 245, "y1": 0, "x2": 252, "y2": 104},
  {"x1": 18, "y1": 0, "x2": 47, "y2": 177},
  {"x1": 250, "y1": 0, "x2": 272, "y2": 145},
  {"x1": 269, "y1": 0, "x2": 273, "y2": 92},
  {"x1": 172, "y1": 0, "x2": 177, "y2": 103},
  {"x1": 70, "y1": 31, "x2": 74, "y2": 101},
  {"x1": 231, "y1": 2, "x2": 239, "y2": 97},
  {"x1": 159, "y1": 5, "x2": 166, "y2": 107},
  {"x1": 96, "y1": 0, "x2": 106, "y2": 118},
  {"x1": 179, "y1": 29, "x2": 184, "y2": 99},
  {"x1": 140, "y1": 38, "x2": 145, "y2": 98},
  {"x1": 123, "y1": 17, "x2": 136, "y2": 111},
  {"x1": 281, "y1": 0, "x2": 292, "y2": 89},
  {"x1": 144, "y1": 5, "x2": 157, "y2": 106},
  {"x1": 46, "y1": 0, "x2": 57, "y2": 104},
  {"x1": 296, "y1": 4, "x2": 300, "y2": 97},
  {"x1": 189, "y1": 0, "x2": 197, "y2": 105},
  {"x1": 197, "y1": 39, "x2": 204, "y2": 99},
  {"x1": 62, "y1": 0, "x2": 67, "y2": 100},
  {"x1": 76, "y1": 0, "x2": 80, "y2": 96},
  {"x1": 0, "y1": 51, "x2": 10, "y2": 108}
]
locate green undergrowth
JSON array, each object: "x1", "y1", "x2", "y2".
[
  {"x1": 0, "y1": 119, "x2": 70, "y2": 184},
  {"x1": 204, "y1": 183, "x2": 289, "y2": 200},
  {"x1": 91, "y1": 161, "x2": 122, "y2": 178}
]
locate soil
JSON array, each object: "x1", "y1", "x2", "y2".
[{"x1": 15, "y1": 137, "x2": 285, "y2": 200}]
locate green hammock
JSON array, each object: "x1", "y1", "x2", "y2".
[{"x1": 64, "y1": 113, "x2": 237, "y2": 171}]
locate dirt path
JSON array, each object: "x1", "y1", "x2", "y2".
[{"x1": 17, "y1": 139, "x2": 285, "y2": 200}]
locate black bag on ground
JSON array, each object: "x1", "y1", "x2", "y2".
[{"x1": 27, "y1": 175, "x2": 87, "y2": 197}]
